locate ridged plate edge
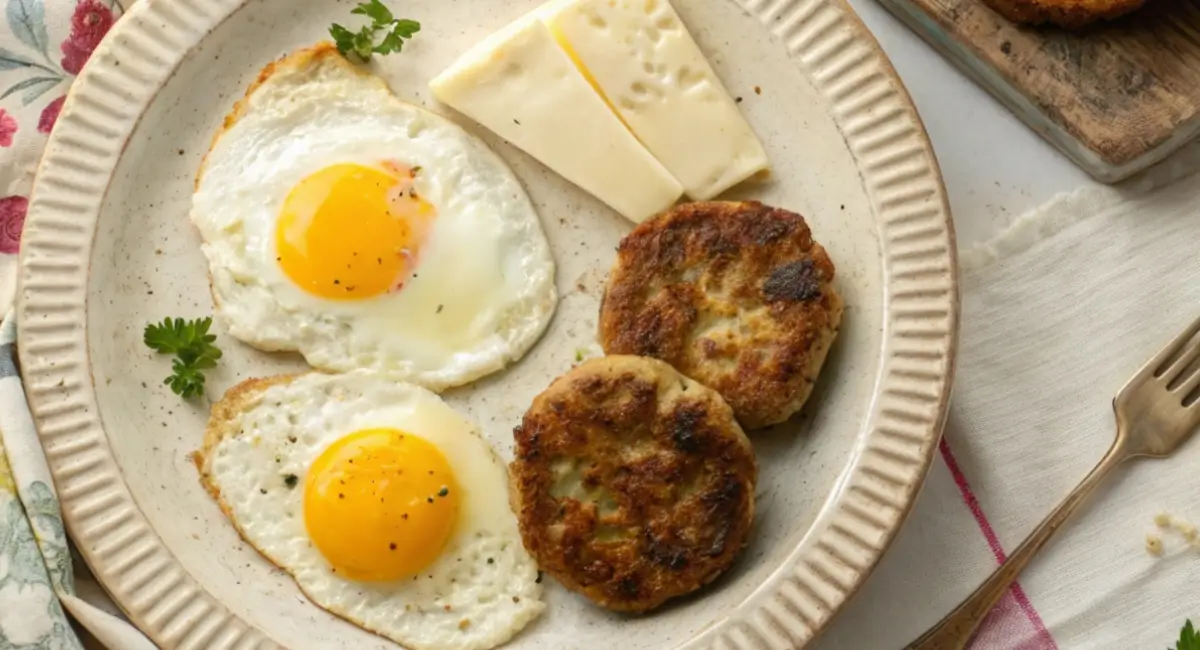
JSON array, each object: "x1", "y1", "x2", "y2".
[{"x1": 17, "y1": 0, "x2": 958, "y2": 647}]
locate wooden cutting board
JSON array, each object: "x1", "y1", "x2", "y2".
[{"x1": 875, "y1": 0, "x2": 1200, "y2": 182}]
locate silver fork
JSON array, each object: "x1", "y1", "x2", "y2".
[{"x1": 906, "y1": 314, "x2": 1200, "y2": 650}]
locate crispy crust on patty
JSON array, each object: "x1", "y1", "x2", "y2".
[
  {"x1": 981, "y1": 0, "x2": 1145, "y2": 27},
  {"x1": 510, "y1": 356, "x2": 757, "y2": 613},
  {"x1": 598, "y1": 201, "x2": 843, "y2": 430}
]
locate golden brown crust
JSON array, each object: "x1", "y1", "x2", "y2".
[
  {"x1": 598, "y1": 201, "x2": 843, "y2": 430},
  {"x1": 510, "y1": 356, "x2": 757, "y2": 613},
  {"x1": 982, "y1": 0, "x2": 1146, "y2": 28}
]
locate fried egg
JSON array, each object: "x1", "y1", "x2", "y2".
[
  {"x1": 192, "y1": 44, "x2": 557, "y2": 390},
  {"x1": 196, "y1": 371, "x2": 544, "y2": 650}
]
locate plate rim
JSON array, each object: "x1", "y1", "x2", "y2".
[{"x1": 17, "y1": 0, "x2": 959, "y2": 647}]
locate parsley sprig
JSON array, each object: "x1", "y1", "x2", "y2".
[
  {"x1": 330, "y1": 0, "x2": 420, "y2": 62},
  {"x1": 143, "y1": 317, "x2": 222, "y2": 399},
  {"x1": 1174, "y1": 620, "x2": 1200, "y2": 650}
]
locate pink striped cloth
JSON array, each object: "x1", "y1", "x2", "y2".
[{"x1": 814, "y1": 145, "x2": 1200, "y2": 650}]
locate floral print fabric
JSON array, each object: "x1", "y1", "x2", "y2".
[
  {"x1": 0, "y1": 0, "x2": 124, "y2": 310},
  {"x1": 0, "y1": 2, "x2": 154, "y2": 648}
]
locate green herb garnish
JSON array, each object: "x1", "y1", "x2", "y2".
[
  {"x1": 330, "y1": 0, "x2": 420, "y2": 62},
  {"x1": 1174, "y1": 620, "x2": 1200, "y2": 650},
  {"x1": 143, "y1": 317, "x2": 222, "y2": 399}
]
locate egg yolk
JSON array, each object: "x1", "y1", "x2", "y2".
[
  {"x1": 304, "y1": 428, "x2": 460, "y2": 582},
  {"x1": 276, "y1": 163, "x2": 435, "y2": 300}
]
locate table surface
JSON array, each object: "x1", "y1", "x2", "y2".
[{"x1": 846, "y1": 0, "x2": 1097, "y2": 248}]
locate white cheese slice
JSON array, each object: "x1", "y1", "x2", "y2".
[
  {"x1": 542, "y1": 0, "x2": 770, "y2": 200},
  {"x1": 429, "y1": 18, "x2": 683, "y2": 224}
]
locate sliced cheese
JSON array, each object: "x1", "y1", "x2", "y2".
[
  {"x1": 429, "y1": 18, "x2": 683, "y2": 224},
  {"x1": 542, "y1": 0, "x2": 769, "y2": 200}
]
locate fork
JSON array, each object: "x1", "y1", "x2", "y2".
[{"x1": 905, "y1": 314, "x2": 1200, "y2": 650}]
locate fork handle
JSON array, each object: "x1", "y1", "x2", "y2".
[{"x1": 904, "y1": 439, "x2": 1128, "y2": 650}]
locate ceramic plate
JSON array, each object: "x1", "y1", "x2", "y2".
[{"x1": 18, "y1": 0, "x2": 957, "y2": 647}]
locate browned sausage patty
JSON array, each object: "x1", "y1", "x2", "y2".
[
  {"x1": 598, "y1": 201, "x2": 843, "y2": 429},
  {"x1": 510, "y1": 356, "x2": 757, "y2": 613}
]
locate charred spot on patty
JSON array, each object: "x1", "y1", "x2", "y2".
[{"x1": 762, "y1": 260, "x2": 821, "y2": 302}]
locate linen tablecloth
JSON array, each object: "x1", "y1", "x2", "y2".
[
  {"x1": 3, "y1": 2, "x2": 1200, "y2": 649},
  {"x1": 813, "y1": 146, "x2": 1200, "y2": 650}
]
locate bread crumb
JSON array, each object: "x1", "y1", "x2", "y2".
[
  {"x1": 1153, "y1": 511, "x2": 1200, "y2": 543},
  {"x1": 1146, "y1": 533, "x2": 1164, "y2": 556}
]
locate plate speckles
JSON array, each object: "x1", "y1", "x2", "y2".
[{"x1": 18, "y1": 0, "x2": 956, "y2": 648}]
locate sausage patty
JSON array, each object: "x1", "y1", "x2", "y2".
[
  {"x1": 510, "y1": 356, "x2": 757, "y2": 613},
  {"x1": 599, "y1": 201, "x2": 843, "y2": 429}
]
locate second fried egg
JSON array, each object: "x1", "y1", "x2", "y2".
[
  {"x1": 192, "y1": 44, "x2": 556, "y2": 389},
  {"x1": 196, "y1": 371, "x2": 543, "y2": 650}
]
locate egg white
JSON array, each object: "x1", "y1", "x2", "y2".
[
  {"x1": 199, "y1": 371, "x2": 544, "y2": 650},
  {"x1": 192, "y1": 45, "x2": 557, "y2": 390}
]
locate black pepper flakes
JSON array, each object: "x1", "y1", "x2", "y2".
[
  {"x1": 284, "y1": 474, "x2": 299, "y2": 488},
  {"x1": 486, "y1": 558, "x2": 493, "y2": 564},
  {"x1": 437, "y1": 486, "x2": 449, "y2": 497},
  {"x1": 436, "y1": 304, "x2": 444, "y2": 314},
  {"x1": 535, "y1": 571, "x2": 543, "y2": 584},
  {"x1": 389, "y1": 543, "x2": 397, "y2": 550},
  {"x1": 260, "y1": 488, "x2": 267, "y2": 494},
  {"x1": 427, "y1": 497, "x2": 434, "y2": 503}
]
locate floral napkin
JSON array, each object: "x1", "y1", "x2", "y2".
[
  {"x1": 0, "y1": 0, "x2": 118, "y2": 309},
  {"x1": 0, "y1": 3, "x2": 155, "y2": 649}
]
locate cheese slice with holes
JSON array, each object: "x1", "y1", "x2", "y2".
[
  {"x1": 542, "y1": 0, "x2": 769, "y2": 200},
  {"x1": 430, "y1": 18, "x2": 682, "y2": 224}
]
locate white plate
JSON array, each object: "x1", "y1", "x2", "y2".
[{"x1": 18, "y1": 0, "x2": 957, "y2": 648}]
